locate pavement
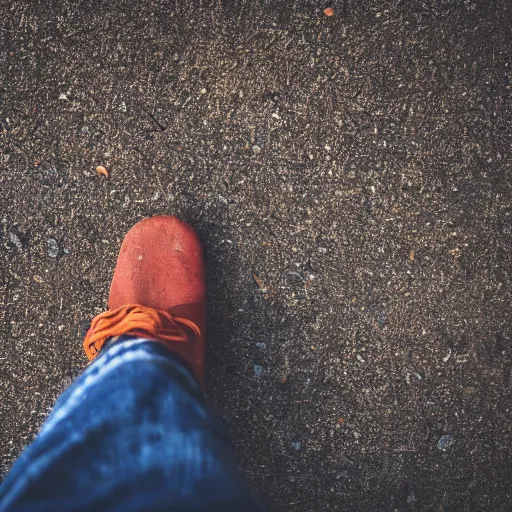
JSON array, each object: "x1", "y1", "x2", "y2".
[{"x1": 1, "y1": 0, "x2": 512, "y2": 510}]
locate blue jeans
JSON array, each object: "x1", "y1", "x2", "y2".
[{"x1": 0, "y1": 337, "x2": 263, "y2": 512}]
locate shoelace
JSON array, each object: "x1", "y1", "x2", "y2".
[{"x1": 83, "y1": 304, "x2": 201, "y2": 360}]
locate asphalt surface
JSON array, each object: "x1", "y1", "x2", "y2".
[{"x1": 1, "y1": 1, "x2": 512, "y2": 510}]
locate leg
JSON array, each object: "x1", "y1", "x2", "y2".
[{"x1": 0, "y1": 337, "x2": 262, "y2": 511}]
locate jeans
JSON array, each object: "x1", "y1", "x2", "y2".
[{"x1": 0, "y1": 337, "x2": 263, "y2": 512}]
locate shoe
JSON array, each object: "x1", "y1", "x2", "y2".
[{"x1": 83, "y1": 216, "x2": 206, "y2": 385}]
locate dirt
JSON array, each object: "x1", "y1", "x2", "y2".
[{"x1": 1, "y1": 1, "x2": 512, "y2": 510}]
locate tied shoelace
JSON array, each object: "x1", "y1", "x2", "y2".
[{"x1": 83, "y1": 304, "x2": 201, "y2": 360}]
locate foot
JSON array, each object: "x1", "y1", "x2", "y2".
[{"x1": 84, "y1": 216, "x2": 206, "y2": 385}]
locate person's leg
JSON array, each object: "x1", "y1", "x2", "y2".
[
  {"x1": 0, "y1": 216, "x2": 263, "y2": 511},
  {"x1": 0, "y1": 336, "x2": 262, "y2": 512}
]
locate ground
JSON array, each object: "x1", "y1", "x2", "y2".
[{"x1": 1, "y1": 0, "x2": 512, "y2": 510}]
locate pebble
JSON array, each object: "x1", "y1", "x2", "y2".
[
  {"x1": 9, "y1": 232, "x2": 23, "y2": 252},
  {"x1": 256, "y1": 342, "x2": 267, "y2": 350},
  {"x1": 377, "y1": 312, "x2": 387, "y2": 328},
  {"x1": 406, "y1": 491, "x2": 417, "y2": 504},
  {"x1": 47, "y1": 238, "x2": 60, "y2": 258},
  {"x1": 253, "y1": 364, "x2": 264, "y2": 377},
  {"x1": 291, "y1": 441, "x2": 302, "y2": 451},
  {"x1": 252, "y1": 145, "x2": 261, "y2": 154},
  {"x1": 437, "y1": 434, "x2": 454, "y2": 451}
]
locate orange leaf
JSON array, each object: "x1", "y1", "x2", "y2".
[
  {"x1": 96, "y1": 165, "x2": 109, "y2": 178},
  {"x1": 253, "y1": 272, "x2": 264, "y2": 288},
  {"x1": 324, "y1": 7, "x2": 334, "y2": 16}
]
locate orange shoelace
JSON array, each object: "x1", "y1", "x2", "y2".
[{"x1": 83, "y1": 304, "x2": 201, "y2": 360}]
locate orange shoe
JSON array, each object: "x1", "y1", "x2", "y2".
[{"x1": 83, "y1": 216, "x2": 206, "y2": 386}]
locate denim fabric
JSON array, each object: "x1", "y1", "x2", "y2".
[{"x1": 0, "y1": 338, "x2": 263, "y2": 512}]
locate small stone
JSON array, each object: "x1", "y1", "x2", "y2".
[
  {"x1": 47, "y1": 238, "x2": 60, "y2": 258},
  {"x1": 256, "y1": 342, "x2": 267, "y2": 350},
  {"x1": 406, "y1": 491, "x2": 417, "y2": 504},
  {"x1": 437, "y1": 434, "x2": 454, "y2": 451},
  {"x1": 9, "y1": 232, "x2": 23, "y2": 252},
  {"x1": 119, "y1": 102, "x2": 127, "y2": 112},
  {"x1": 252, "y1": 145, "x2": 261, "y2": 154},
  {"x1": 377, "y1": 312, "x2": 387, "y2": 328},
  {"x1": 253, "y1": 364, "x2": 264, "y2": 377},
  {"x1": 291, "y1": 441, "x2": 302, "y2": 450}
]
